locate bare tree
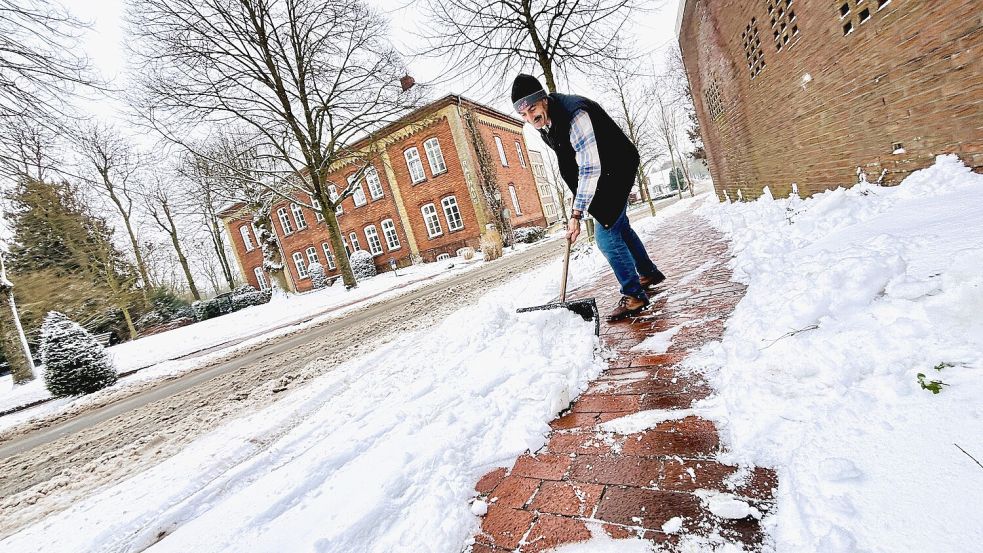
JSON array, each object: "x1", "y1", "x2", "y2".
[
  {"x1": 144, "y1": 178, "x2": 201, "y2": 300},
  {"x1": 598, "y1": 57, "x2": 665, "y2": 215},
  {"x1": 179, "y1": 149, "x2": 240, "y2": 292},
  {"x1": 128, "y1": 0, "x2": 423, "y2": 289},
  {"x1": 72, "y1": 123, "x2": 153, "y2": 305},
  {"x1": 0, "y1": 0, "x2": 100, "y2": 177},
  {"x1": 420, "y1": 0, "x2": 645, "y2": 94},
  {"x1": 651, "y1": 84, "x2": 686, "y2": 200}
]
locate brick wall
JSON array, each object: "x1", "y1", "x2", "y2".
[
  {"x1": 679, "y1": 0, "x2": 983, "y2": 200},
  {"x1": 222, "y1": 96, "x2": 547, "y2": 293}
]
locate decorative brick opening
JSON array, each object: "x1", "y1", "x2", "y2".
[
  {"x1": 741, "y1": 18, "x2": 766, "y2": 78},
  {"x1": 767, "y1": 0, "x2": 799, "y2": 52},
  {"x1": 704, "y1": 82, "x2": 725, "y2": 120},
  {"x1": 840, "y1": 0, "x2": 894, "y2": 36}
]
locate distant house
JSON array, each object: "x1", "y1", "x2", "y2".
[
  {"x1": 528, "y1": 150, "x2": 563, "y2": 224},
  {"x1": 678, "y1": 0, "x2": 982, "y2": 200},
  {"x1": 220, "y1": 95, "x2": 547, "y2": 293}
]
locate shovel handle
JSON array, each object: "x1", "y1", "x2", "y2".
[{"x1": 559, "y1": 237, "x2": 571, "y2": 302}]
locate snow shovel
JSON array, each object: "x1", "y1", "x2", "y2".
[{"x1": 517, "y1": 238, "x2": 600, "y2": 335}]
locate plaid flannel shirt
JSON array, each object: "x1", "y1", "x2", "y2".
[{"x1": 569, "y1": 109, "x2": 601, "y2": 214}]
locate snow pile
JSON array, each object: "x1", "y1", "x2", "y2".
[
  {"x1": 692, "y1": 155, "x2": 983, "y2": 552},
  {"x1": 0, "y1": 255, "x2": 604, "y2": 552}
]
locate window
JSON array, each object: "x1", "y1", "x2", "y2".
[
  {"x1": 364, "y1": 225, "x2": 383, "y2": 255},
  {"x1": 494, "y1": 136, "x2": 508, "y2": 166},
  {"x1": 423, "y1": 137, "x2": 447, "y2": 175},
  {"x1": 840, "y1": 0, "x2": 891, "y2": 36},
  {"x1": 515, "y1": 141, "x2": 526, "y2": 168},
  {"x1": 305, "y1": 246, "x2": 318, "y2": 267},
  {"x1": 704, "y1": 82, "x2": 725, "y2": 120},
  {"x1": 365, "y1": 166, "x2": 384, "y2": 200},
  {"x1": 404, "y1": 147, "x2": 426, "y2": 183},
  {"x1": 436, "y1": 253, "x2": 451, "y2": 261},
  {"x1": 239, "y1": 225, "x2": 255, "y2": 251},
  {"x1": 381, "y1": 219, "x2": 401, "y2": 250},
  {"x1": 349, "y1": 174, "x2": 367, "y2": 207},
  {"x1": 767, "y1": 0, "x2": 799, "y2": 52},
  {"x1": 509, "y1": 184, "x2": 522, "y2": 216},
  {"x1": 421, "y1": 203, "x2": 442, "y2": 238},
  {"x1": 310, "y1": 194, "x2": 324, "y2": 222},
  {"x1": 322, "y1": 242, "x2": 336, "y2": 270},
  {"x1": 441, "y1": 196, "x2": 464, "y2": 231},
  {"x1": 328, "y1": 184, "x2": 343, "y2": 215},
  {"x1": 341, "y1": 235, "x2": 350, "y2": 255},
  {"x1": 349, "y1": 232, "x2": 361, "y2": 251},
  {"x1": 278, "y1": 207, "x2": 294, "y2": 235},
  {"x1": 253, "y1": 267, "x2": 269, "y2": 292},
  {"x1": 741, "y1": 18, "x2": 765, "y2": 78},
  {"x1": 292, "y1": 252, "x2": 309, "y2": 279},
  {"x1": 291, "y1": 203, "x2": 307, "y2": 230}
]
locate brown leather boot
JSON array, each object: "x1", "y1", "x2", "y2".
[
  {"x1": 639, "y1": 270, "x2": 666, "y2": 289},
  {"x1": 606, "y1": 295, "x2": 649, "y2": 322}
]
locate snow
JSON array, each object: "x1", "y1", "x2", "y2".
[
  {"x1": 598, "y1": 408, "x2": 706, "y2": 435},
  {"x1": 0, "y1": 243, "x2": 547, "y2": 418},
  {"x1": 698, "y1": 491, "x2": 761, "y2": 520},
  {"x1": 545, "y1": 523, "x2": 656, "y2": 552},
  {"x1": 0, "y1": 236, "x2": 606, "y2": 553},
  {"x1": 689, "y1": 154, "x2": 983, "y2": 552},
  {"x1": 661, "y1": 516, "x2": 684, "y2": 533}
]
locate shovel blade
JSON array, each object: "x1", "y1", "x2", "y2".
[{"x1": 517, "y1": 298, "x2": 600, "y2": 336}]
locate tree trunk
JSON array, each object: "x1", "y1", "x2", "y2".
[
  {"x1": 120, "y1": 305, "x2": 137, "y2": 339},
  {"x1": 106, "y1": 190, "x2": 152, "y2": 307},
  {"x1": 251, "y1": 207, "x2": 290, "y2": 293},
  {"x1": 162, "y1": 202, "x2": 201, "y2": 300},
  {"x1": 323, "y1": 208, "x2": 355, "y2": 289},
  {"x1": 637, "y1": 167, "x2": 657, "y2": 217},
  {"x1": 209, "y1": 214, "x2": 236, "y2": 291}
]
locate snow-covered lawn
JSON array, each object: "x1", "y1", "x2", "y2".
[
  {"x1": 0, "y1": 241, "x2": 547, "y2": 420},
  {"x1": 690, "y1": 155, "x2": 983, "y2": 552},
  {"x1": 0, "y1": 232, "x2": 610, "y2": 552}
]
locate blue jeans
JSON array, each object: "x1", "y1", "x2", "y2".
[{"x1": 594, "y1": 205, "x2": 659, "y2": 300}]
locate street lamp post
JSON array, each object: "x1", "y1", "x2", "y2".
[{"x1": 0, "y1": 253, "x2": 36, "y2": 383}]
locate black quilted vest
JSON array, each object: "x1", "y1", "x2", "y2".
[{"x1": 538, "y1": 93, "x2": 640, "y2": 228}]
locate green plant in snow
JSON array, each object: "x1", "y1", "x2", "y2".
[{"x1": 917, "y1": 372, "x2": 948, "y2": 395}]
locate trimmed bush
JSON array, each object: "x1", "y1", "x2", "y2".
[
  {"x1": 191, "y1": 285, "x2": 270, "y2": 321},
  {"x1": 40, "y1": 311, "x2": 118, "y2": 397},
  {"x1": 309, "y1": 262, "x2": 328, "y2": 289},
  {"x1": 514, "y1": 226, "x2": 547, "y2": 244},
  {"x1": 350, "y1": 250, "x2": 377, "y2": 280}
]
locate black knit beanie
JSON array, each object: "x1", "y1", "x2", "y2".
[{"x1": 511, "y1": 74, "x2": 547, "y2": 112}]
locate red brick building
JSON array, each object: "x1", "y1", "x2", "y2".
[
  {"x1": 221, "y1": 95, "x2": 548, "y2": 293},
  {"x1": 678, "y1": 0, "x2": 983, "y2": 200}
]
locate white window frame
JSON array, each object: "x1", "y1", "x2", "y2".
[
  {"x1": 341, "y1": 235, "x2": 350, "y2": 255},
  {"x1": 305, "y1": 246, "x2": 318, "y2": 267},
  {"x1": 278, "y1": 207, "x2": 294, "y2": 235},
  {"x1": 515, "y1": 141, "x2": 526, "y2": 168},
  {"x1": 381, "y1": 219, "x2": 401, "y2": 251},
  {"x1": 321, "y1": 242, "x2": 335, "y2": 270},
  {"x1": 291, "y1": 203, "x2": 307, "y2": 230},
  {"x1": 328, "y1": 184, "x2": 343, "y2": 215},
  {"x1": 349, "y1": 232, "x2": 361, "y2": 251},
  {"x1": 404, "y1": 147, "x2": 426, "y2": 184},
  {"x1": 292, "y1": 251, "x2": 309, "y2": 279},
  {"x1": 310, "y1": 194, "x2": 324, "y2": 222},
  {"x1": 423, "y1": 137, "x2": 447, "y2": 175},
  {"x1": 349, "y1": 174, "x2": 367, "y2": 207},
  {"x1": 509, "y1": 184, "x2": 522, "y2": 216},
  {"x1": 365, "y1": 166, "x2": 384, "y2": 200},
  {"x1": 253, "y1": 267, "x2": 269, "y2": 291},
  {"x1": 239, "y1": 225, "x2": 255, "y2": 251},
  {"x1": 364, "y1": 225, "x2": 384, "y2": 256},
  {"x1": 494, "y1": 136, "x2": 508, "y2": 166},
  {"x1": 441, "y1": 195, "x2": 464, "y2": 231},
  {"x1": 421, "y1": 203, "x2": 442, "y2": 238},
  {"x1": 436, "y1": 253, "x2": 451, "y2": 261}
]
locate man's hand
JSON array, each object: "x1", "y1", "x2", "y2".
[{"x1": 566, "y1": 217, "x2": 581, "y2": 243}]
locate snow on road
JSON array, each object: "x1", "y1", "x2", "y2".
[{"x1": 0, "y1": 239, "x2": 608, "y2": 553}]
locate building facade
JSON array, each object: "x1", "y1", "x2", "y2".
[
  {"x1": 528, "y1": 150, "x2": 562, "y2": 224},
  {"x1": 221, "y1": 95, "x2": 548, "y2": 293},
  {"x1": 678, "y1": 0, "x2": 983, "y2": 200}
]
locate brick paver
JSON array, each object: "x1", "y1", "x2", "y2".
[{"x1": 467, "y1": 211, "x2": 777, "y2": 552}]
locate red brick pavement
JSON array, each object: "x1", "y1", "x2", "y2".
[{"x1": 467, "y1": 211, "x2": 777, "y2": 552}]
